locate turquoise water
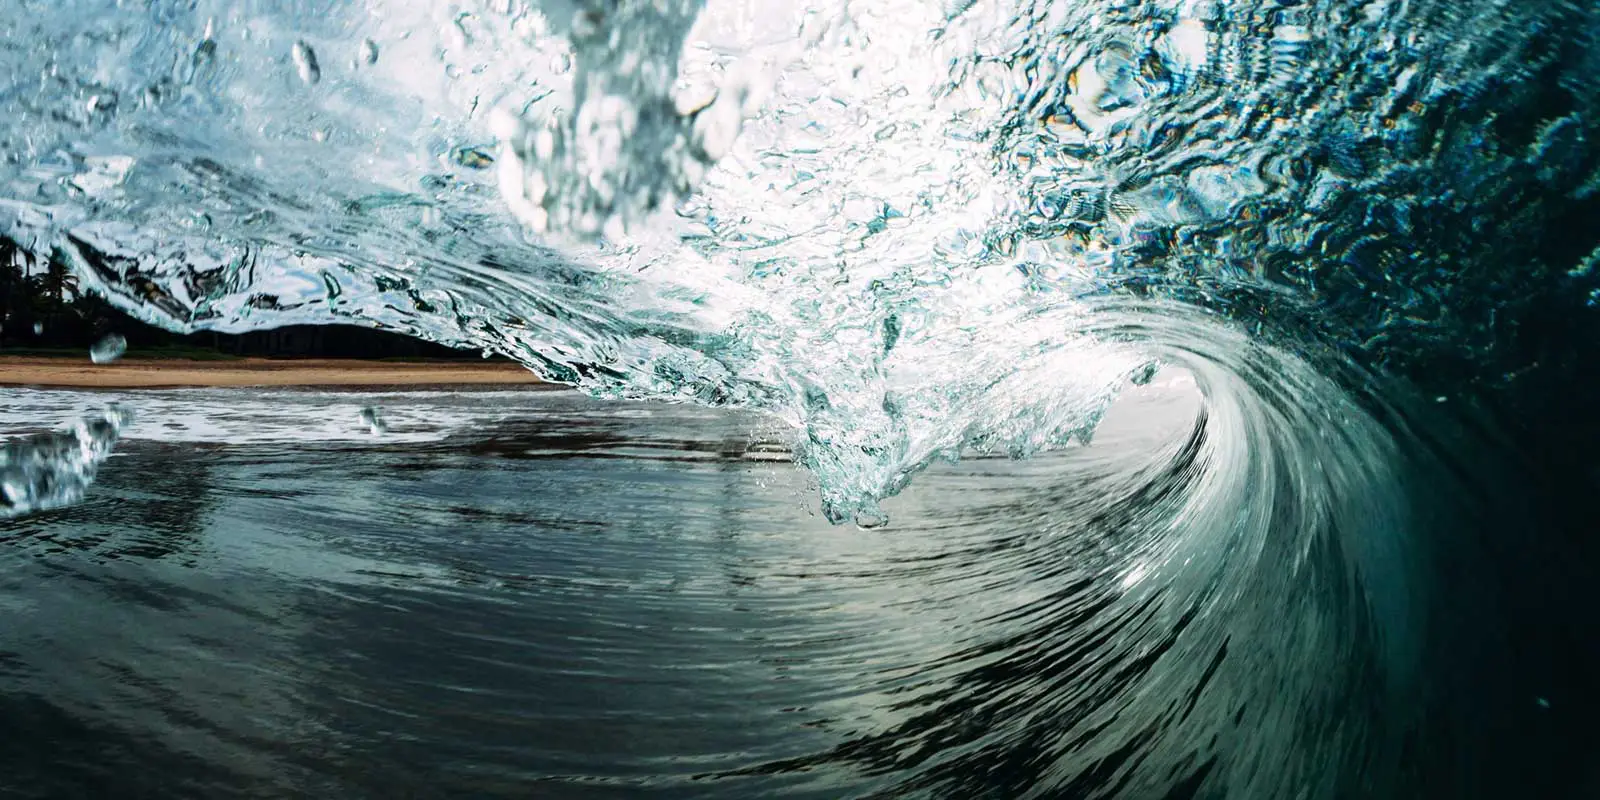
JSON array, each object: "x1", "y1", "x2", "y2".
[{"x1": 3, "y1": 0, "x2": 1600, "y2": 795}]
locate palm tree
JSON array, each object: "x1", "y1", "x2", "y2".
[
  {"x1": 0, "y1": 240, "x2": 43, "y2": 340},
  {"x1": 40, "y1": 251, "x2": 79, "y2": 306},
  {"x1": 0, "y1": 242, "x2": 23, "y2": 341}
]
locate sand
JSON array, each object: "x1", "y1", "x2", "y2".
[{"x1": 0, "y1": 357, "x2": 545, "y2": 389}]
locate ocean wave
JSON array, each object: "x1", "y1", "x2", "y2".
[{"x1": 1, "y1": 1, "x2": 1597, "y2": 794}]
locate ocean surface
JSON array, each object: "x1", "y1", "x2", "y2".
[
  {"x1": 0, "y1": 381, "x2": 1198, "y2": 797},
  {"x1": 2, "y1": 381, "x2": 1595, "y2": 798},
  {"x1": 4, "y1": 0, "x2": 1600, "y2": 796}
]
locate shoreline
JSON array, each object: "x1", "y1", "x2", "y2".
[{"x1": 0, "y1": 357, "x2": 546, "y2": 389}]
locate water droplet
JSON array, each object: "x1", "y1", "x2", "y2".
[
  {"x1": 690, "y1": 93, "x2": 744, "y2": 161},
  {"x1": 191, "y1": 38, "x2": 217, "y2": 69},
  {"x1": 292, "y1": 40, "x2": 321, "y2": 85},
  {"x1": 488, "y1": 107, "x2": 526, "y2": 143},
  {"x1": 450, "y1": 145, "x2": 495, "y2": 169},
  {"x1": 854, "y1": 509, "x2": 889, "y2": 530},
  {"x1": 571, "y1": 9, "x2": 605, "y2": 41},
  {"x1": 1, "y1": 404, "x2": 134, "y2": 518},
  {"x1": 359, "y1": 406, "x2": 388, "y2": 435},
  {"x1": 89, "y1": 333, "x2": 127, "y2": 364},
  {"x1": 523, "y1": 170, "x2": 548, "y2": 204},
  {"x1": 359, "y1": 38, "x2": 379, "y2": 66},
  {"x1": 673, "y1": 81, "x2": 719, "y2": 117},
  {"x1": 533, "y1": 128, "x2": 556, "y2": 161},
  {"x1": 446, "y1": 17, "x2": 472, "y2": 50}
]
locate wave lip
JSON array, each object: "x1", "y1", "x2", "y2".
[{"x1": 2, "y1": 0, "x2": 1595, "y2": 522}]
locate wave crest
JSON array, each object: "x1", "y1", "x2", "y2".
[{"x1": 1, "y1": 0, "x2": 1596, "y2": 519}]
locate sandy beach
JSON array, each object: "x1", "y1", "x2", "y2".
[{"x1": 0, "y1": 357, "x2": 545, "y2": 388}]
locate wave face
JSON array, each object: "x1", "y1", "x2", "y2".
[
  {"x1": 2, "y1": 0, "x2": 1598, "y2": 796},
  {"x1": 4, "y1": 0, "x2": 1595, "y2": 519}
]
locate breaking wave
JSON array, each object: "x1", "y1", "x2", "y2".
[{"x1": 2, "y1": 0, "x2": 1598, "y2": 795}]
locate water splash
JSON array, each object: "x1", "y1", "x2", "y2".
[
  {"x1": 291, "y1": 40, "x2": 322, "y2": 86},
  {"x1": 359, "y1": 405, "x2": 388, "y2": 435},
  {"x1": 0, "y1": 0, "x2": 1594, "y2": 523},
  {"x1": 0, "y1": 404, "x2": 134, "y2": 518}
]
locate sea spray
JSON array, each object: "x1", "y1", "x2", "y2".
[
  {"x1": 359, "y1": 406, "x2": 388, "y2": 435},
  {"x1": 0, "y1": 404, "x2": 134, "y2": 518},
  {"x1": 0, "y1": 0, "x2": 1592, "y2": 523}
]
